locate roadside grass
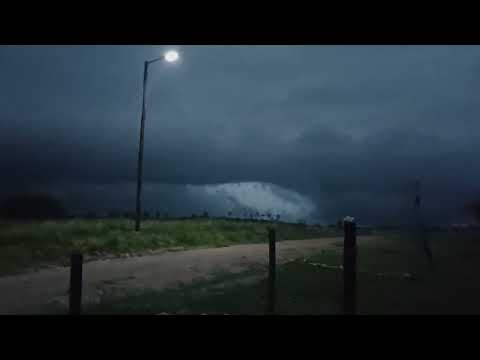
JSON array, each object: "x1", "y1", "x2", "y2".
[
  {"x1": 74, "y1": 230, "x2": 480, "y2": 315},
  {"x1": 0, "y1": 219, "x2": 341, "y2": 276}
]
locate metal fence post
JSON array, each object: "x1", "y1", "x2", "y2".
[
  {"x1": 69, "y1": 252, "x2": 83, "y2": 315},
  {"x1": 343, "y1": 217, "x2": 357, "y2": 315},
  {"x1": 267, "y1": 228, "x2": 276, "y2": 314}
]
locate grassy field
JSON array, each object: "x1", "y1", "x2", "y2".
[
  {"x1": 0, "y1": 218, "x2": 341, "y2": 275},
  {"x1": 68, "y1": 229, "x2": 480, "y2": 315}
]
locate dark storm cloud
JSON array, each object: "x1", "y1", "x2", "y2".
[{"x1": 1, "y1": 45, "x2": 480, "y2": 224}]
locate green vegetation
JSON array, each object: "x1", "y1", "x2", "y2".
[
  {"x1": 0, "y1": 218, "x2": 339, "y2": 275},
  {"x1": 72, "y1": 230, "x2": 480, "y2": 315}
]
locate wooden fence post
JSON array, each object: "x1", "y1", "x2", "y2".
[
  {"x1": 267, "y1": 228, "x2": 276, "y2": 314},
  {"x1": 69, "y1": 252, "x2": 83, "y2": 315},
  {"x1": 343, "y1": 217, "x2": 357, "y2": 315}
]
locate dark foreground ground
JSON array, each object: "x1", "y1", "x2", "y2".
[
  {"x1": 2, "y1": 218, "x2": 479, "y2": 315},
  {"x1": 51, "y1": 230, "x2": 480, "y2": 315}
]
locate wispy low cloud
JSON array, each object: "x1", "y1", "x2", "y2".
[{"x1": 199, "y1": 182, "x2": 317, "y2": 222}]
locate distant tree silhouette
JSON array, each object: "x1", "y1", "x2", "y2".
[
  {"x1": 475, "y1": 206, "x2": 480, "y2": 223},
  {"x1": 337, "y1": 219, "x2": 343, "y2": 229},
  {"x1": 203, "y1": 211, "x2": 209, "y2": 218},
  {"x1": 0, "y1": 193, "x2": 67, "y2": 220},
  {"x1": 467, "y1": 200, "x2": 480, "y2": 223}
]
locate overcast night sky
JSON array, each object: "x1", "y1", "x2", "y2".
[{"x1": 1, "y1": 45, "x2": 479, "y2": 224}]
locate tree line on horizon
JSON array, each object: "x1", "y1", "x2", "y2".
[
  {"x1": 3, "y1": 192, "x2": 480, "y2": 227},
  {"x1": 0, "y1": 192, "x2": 292, "y2": 223}
]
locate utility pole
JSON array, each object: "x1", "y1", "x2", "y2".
[
  {"x1": 135, "y1": 61, "x2": 149, "y2": 232},
  {"x1": 134, "y1": 50, "x2": 180, "y2": 232}
]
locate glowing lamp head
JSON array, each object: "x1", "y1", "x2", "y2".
[{"x1": 164, "y1": 50, "x2": 179, "y2": 63}]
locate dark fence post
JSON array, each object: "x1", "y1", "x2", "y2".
[
  {"x1": 267, "y1": 228, "x2": 276, "y2": 314},
  {"x1": 343, "y1": 217, "x2": 357, "y2": 315},
  {"x1": 69, "y1": 252, "x2": 83, "y2": 315}
]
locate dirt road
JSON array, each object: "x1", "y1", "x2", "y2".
[{"x1": 0, "y1": 236, "x2": 375, "y2": 314}]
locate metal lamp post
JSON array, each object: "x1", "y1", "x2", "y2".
[{"x1": 135, "y1": 50, "x2": 179, "y2": 231}]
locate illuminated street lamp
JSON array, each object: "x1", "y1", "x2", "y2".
[{"x1": 135, "y1": 50, "x2": 180, "y2": 231}]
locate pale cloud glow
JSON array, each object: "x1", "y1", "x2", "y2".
[{"x1": 201, "y1": 182, "x2": 317, "y2": 221}]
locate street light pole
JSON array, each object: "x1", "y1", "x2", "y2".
[
  {"x1": 135, "y1": 51, "x2": 179, "y2": 232},
  {"x1": 135, "y1": 61, "x2": 149, "y2": 231}
]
